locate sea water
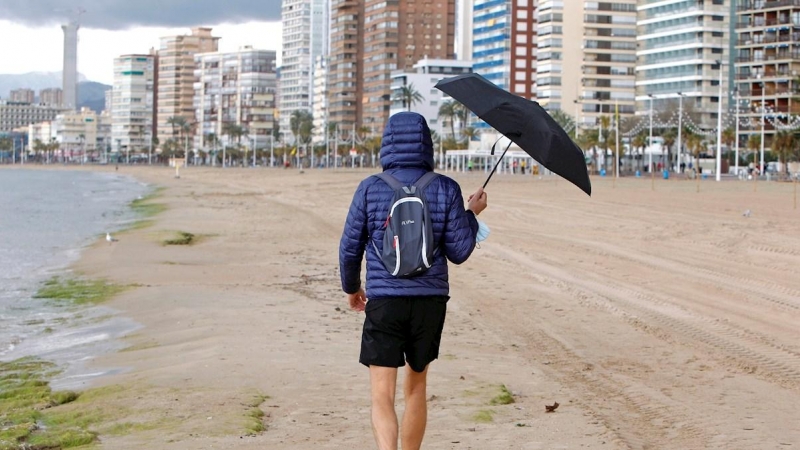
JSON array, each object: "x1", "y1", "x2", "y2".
[{"x1": 0, "y1": 169, "x2": 149, "y2": 387}]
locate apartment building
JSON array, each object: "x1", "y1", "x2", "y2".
[
  {"x1": 280, "y1": 0, "x2": 329, "y2": 142},
  {"x1": 193, "y1": 47, "x2": 278, "y2": 150},
  {"x1": 157, "y1": 28, "x2": 219, "y2": 143},
  {"x1": 40, "y1": 88, "x2": 64, "y2": 106},
  {"x1": 637, "y1": 0, "x2": 731, "y2": 129},
  {"x1": 312, "y1": 55, "x2": 329, "y2": 144},
  {"x1": 0, "y1": 101, "x2": 66, "y2": 133},
  {"x1": 9, "y1": 89, "x2": 35, "y2": 104},
  {"x1": 472, "y1": 0, "x2": 537, "y2": 101},
  {"x1": 52, "y1": 107, "x2": 111, "y2": 159},
  {"x1": 328, "y1": 0, "x2": 456, "y2": 129},
  {"x1": 389, "y1": 58, "x2": 473, "y2": 136},
  {"x1": 536, "y1": 0, "x2": 637, "y2": 126},
  {"x1": 735, "y1": 0, "x2": 800, "y2": 149},
  {"x1": 111, "y1": 53, "x2": 156, "y2": 157}
]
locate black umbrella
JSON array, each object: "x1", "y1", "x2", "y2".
[{"x1": 435, "y1": 73, "x2": 591, "y2": 196}]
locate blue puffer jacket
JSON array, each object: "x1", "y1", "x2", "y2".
[{"x1": 339, "y1": 112, "x2": 479, "y2": 299}]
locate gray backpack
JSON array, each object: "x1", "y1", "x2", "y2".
[{"x1": 372, "y1": 172, "x2": 439, "y2": 278}]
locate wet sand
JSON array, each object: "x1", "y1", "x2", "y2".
[{"x1": 55, "y1": 166, "x2": 800, "y2": 448}]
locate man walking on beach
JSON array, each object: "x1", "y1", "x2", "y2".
[{"x1": 340, "y1": 112, "x2": 488, "y2": 450}]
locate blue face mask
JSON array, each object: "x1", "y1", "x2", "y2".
[{"x1": 476, "y1": 219, "x2": 491, "y2": 243}]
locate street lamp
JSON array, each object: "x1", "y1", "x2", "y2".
[
  {"x1": 648, "y1": 94, "x2": 654, "y2": 173},
  {"x1": 759, "y1": 75, "x2": 766, "y2": 176},
  {"x1": 715, "y1": 59, "x2": 724, "y2": 182},
  {"x1": 252, "y1": 134, "x2": 257, "y2": 168},
  {"x1": 677, "y1": 92, "x2": 684, "y2": 173},
  {"x1": 734, "y1": 87, "x2": 740, "y2": 176}
]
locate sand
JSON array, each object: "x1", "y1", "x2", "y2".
[{"x1": 41, "y1": 166, "x2": 800, "y2": 448}]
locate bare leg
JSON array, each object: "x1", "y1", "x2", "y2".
[
  {"x1": 401, "y1": 365, "x2": 429, "y2": 450},
  {"x1": 370, "y1": 366, "x2": 399, "y2": 450}
]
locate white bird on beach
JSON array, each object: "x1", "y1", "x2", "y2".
[
  {"x1": 106, "y1": 232, "x2": 118, "y2": 243},
  {"x1": 742, "y1": 209, "x2": 751, "y2": 218}
]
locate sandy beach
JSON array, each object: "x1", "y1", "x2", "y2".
[{"x1": 17, "y1": 165, "x2": 800, "y2": 449}]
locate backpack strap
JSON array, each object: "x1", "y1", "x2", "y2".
[
  {"x1": 374, "y1": 172, "x2": 404, "y2": 190},
  {"x1": 413, "y1": 172, "x2": 439, "y2": 194}
]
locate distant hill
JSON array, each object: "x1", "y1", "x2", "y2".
[
  {"x1": 0, "y1": 71, "x2": 87, "y2": 98},
  {"x1": 78, "y1": 81, "x2": 111, "y2": 113},
  {"x1": 0, "y1": 72, "x2": 109, "y2": 113}
]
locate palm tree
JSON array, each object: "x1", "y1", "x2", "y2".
[
  {"x1": 747, "y1": 134, "x2": 761, "y2": 166},
  {"x1": 772, "y1": 130, "x2": 794, "y2": 178},
  {"x1": 290, "y1": 111, "x2": 314, "y2": 166},
  {"x1": 167, "y1": 116, "x2": 187, "y2": 139},
  {"x1": 632, "y1": 132, "x2": 647, "y2": 172},
  {"x1": 686, "y1": 132, "x2": 704, "y2": 173},
  {"x1": 204, "y1": 133, "x2": 219, "y2": 165},
  {"x1": 0, "y1": 137, "x2": 12, "y2": 163},
  {"x1": 550, "y1": 110, "x2": 576, "y2": 139},
  {"x1": 453, "y1": 102, "x2": 470, "y2": 137},
  {"x1": 394, "y1": 83, "x2": 424, "y2": 111},
  {"x1": 33, "y1": 139, "x2": 44, "y2": 162},
  {"x1": 438, "y1": 100, "x2": 457, "y2": 139},
  {"x1": 598, "y1": 115, "x2": 611, "y2": 172},
  {"x1": 662, "y1": 128, "x2": 676, "y2": 171},
  {"x1": 462, "y1": 127, "x2": 479, "y2": 144}
]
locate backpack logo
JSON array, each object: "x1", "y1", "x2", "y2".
[{"x1": 371, "y1": 172, "x2": 439, "y2": 278}]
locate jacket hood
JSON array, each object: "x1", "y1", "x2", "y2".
[{"x1": 379, "y1": 112, "x2": 435, "y2": 171}]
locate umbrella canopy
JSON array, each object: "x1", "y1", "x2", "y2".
[{"x1": 435, "y1": 73, "x2": 591, "y2": 196}]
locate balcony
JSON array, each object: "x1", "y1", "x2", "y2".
[
  {"x1": 738, "y1": 0, "x2": 800, "y2": 12},
  {"x1": 735, "y1": 51, "x2": 800, "y2": 63},
  {"x1": 736, "y1": 16, "x2": 800, "y2": 29}
]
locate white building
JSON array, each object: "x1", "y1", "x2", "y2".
[
  {"x1": 27, "y1": 121, "x2": 54, "y2": 147},
  {"x1": 636, "y1": 0, "x2": 731, "y2": 129},
  {"x1": 194, "y1": 47, "x2": 278, "y2": 150},
  {"x1": 111, "y1": 54, "x2": 156, "y2": 160},
  {"x1": 311, "y1": 55, "x2": 328, "y2": 145},
  {"x1": 389, "y1": 59, "x2": 473, "y2": 138},
  {"x1": 52, "y1": 107, "x2": 105, "y2": 160},
  {"x1": 279, "y1": 0, "x2": 328, "y2": 141},
  {"x1": 456, "y1": 0, "x2": 474, "y2": 60}
]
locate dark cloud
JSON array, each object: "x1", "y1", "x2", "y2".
[{"x1": 0, "y1": 0, "x2": 281, "y2": 30}]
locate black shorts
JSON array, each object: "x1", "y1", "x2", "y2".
[{"x1": 360, "y1": 296, "x2": 449, "y2": 373}]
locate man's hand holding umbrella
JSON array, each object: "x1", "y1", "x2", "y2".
[{"x1": 467, "y1": 188, "x2": 488, "y2": 216}]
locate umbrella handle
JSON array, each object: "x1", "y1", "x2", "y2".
[{"x1": 482, "y1": 141, "x2": 513, "y2": 189}]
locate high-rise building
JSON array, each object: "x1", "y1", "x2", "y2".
[
  {"x1": 329, "y1": 0, "x2": 457, "y2": 129},
  {"x1": 456, "y1": 0, "x2": 474, "y2": 60},
  {"x1": 735, "y1": 0, "x2": 799, "y2": 151},
  {"x1": 111, "y1": 54, "x2": 156, "y2": 159},
  {"x1": 157, "y1": 28, "x2": 219, "y2": 144},
  {"x1": 327, "y1": 0, "x2": 362, "y2": 130},
  {"x1": 39, "y1": 88, "x2": 64, "y2": 106},
  {"x1": 536, "y1": 0, "x2": 637, "y2": 126},
  {"x1": 472, "y1": 0, "x2": 537, "y2": 103},
  {"x1": 9, "y1": 89, "x2": 35, "y2": 104},
  {"x1": 280, "y1": 0, "x2": 329, "y2": 142},
  {"x1": 637, "y1": 0, "x2": 731, "y2": 130},
  {"x1": 312, "y1": 55, "x2": 329, "y2": 145},
  {"x1": 194, "y1": 47, "x2": 278, "y2": 151},
  {"x1": 62, "y1": 22, "x2": 79, "y2": 110}
]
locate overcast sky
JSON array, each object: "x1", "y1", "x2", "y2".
[{"x1": 0, "y1": 0, "x2": 282, "y2": 84}]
